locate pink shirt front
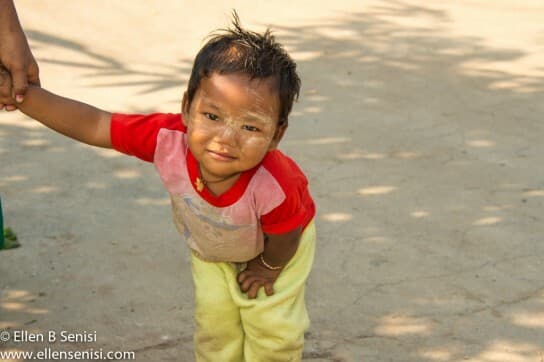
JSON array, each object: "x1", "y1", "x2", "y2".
[{"x1": 111, "y1": 113, "x2": 315, "y2": 262}]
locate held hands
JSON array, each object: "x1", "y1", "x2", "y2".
[
  {"x1": 0, "y1": 33, "x2": 39, "y2": 107},
  {"x1": 237, "y1": 255, "x2": 284, "y2": 299},
  {"x1": 0, "y1": 0, "x2": 40, "y2": 110}
]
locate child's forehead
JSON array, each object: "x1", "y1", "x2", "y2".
[
  {"x1": 201, "y1": 72, "x2": 278, "y2": 95},
  {"x1": 196, "y1": 73, "x2": 280, "y2": 117}
]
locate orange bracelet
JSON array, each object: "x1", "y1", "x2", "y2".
[{"x1": 259, "y1": 253, "x2": 285, "y2": 270}]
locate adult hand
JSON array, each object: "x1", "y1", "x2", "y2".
[
  {"x1": 237, "y1": 256, "x2": 283, "y2": 299},
  {"x1": 0, "y1": 0, "x2": 40, "y2": 110}
]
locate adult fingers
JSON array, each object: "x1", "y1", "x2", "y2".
[
  {"x1": 27, "y1": 57, "x2": 41, "y2": 87},
  {"x1": 0, "y1": 68, "x2": 14, "y2": 108},
  {"x1": 10, "y1": 66, "x2": 28, "y2": 102},
  {"x1": 0, "y1": 67, "x2": 11, "y2": 101}
]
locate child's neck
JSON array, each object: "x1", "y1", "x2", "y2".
[
  {"x1": 197, "y1": 168, "x2": 241, "y2": 197},
  {"x1": 205, "y1": 177, "x2": 238, "y2": 196}
]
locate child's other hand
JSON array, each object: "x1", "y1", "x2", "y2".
[
  {"x1": 237, "y1": 257, "x2": 283, "y2": 299},
  {"x1": 0, "y1": 66, "x2": 17, "y2": 111}
]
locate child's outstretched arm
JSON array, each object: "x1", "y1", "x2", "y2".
[
  {"x1": 18, "y1": 86, "x2": 112, "y2": 148},
  {"x1": 0, "y1": 71, "x2": 112, "y2": 148}
]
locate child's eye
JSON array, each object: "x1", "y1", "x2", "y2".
[
  {"x1": 204, "y1": 112, "x2": 219, "y2": 121},
  {"x1": 242, "y1": 125, "x2": 260, "y2": 132}
]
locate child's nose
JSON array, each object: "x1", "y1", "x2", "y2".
[{"x1": 215, "y1": 122, "x2": 238, "y2": 145}]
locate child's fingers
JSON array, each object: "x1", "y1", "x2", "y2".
[
  {"x1": 240, "y1": 275, "x2": 259, "y2": 292},
  {"x1": 247, "y1": 281, "x2": 263, "y2": 299},
  {"x1": 264, "y1": 282, "x2": 274, "y2": 296},
  {"x1": 237, "y1": 270, "x2": 248, "y2": 284}
]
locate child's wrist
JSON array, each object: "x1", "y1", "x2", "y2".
[{"x1": 258, "y1": 253, "x2": 285, "y2": 270}]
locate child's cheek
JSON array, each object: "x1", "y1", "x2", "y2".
[
  {"x1": 189, "y1": 113, "x2": 276, "y2": 149},
  {"x1": 243, "y1": 135, "x2": 271, "y2": 148}
]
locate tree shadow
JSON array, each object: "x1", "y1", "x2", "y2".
[{"x1": 27, "y1": 29, "x2": 192, "y2": 95}]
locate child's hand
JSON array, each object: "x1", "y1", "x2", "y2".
[
  {"x1": 237, "y1": 256, "x2": 283, "y2": 299},
  {"x1": 0, "y1": 66, "x2": 17, "y2": 111}
]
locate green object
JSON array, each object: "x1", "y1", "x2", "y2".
[
  {"x1": 3, "y1": 227, "x2": 20, "y2": 249},
  {"x1": 0, "y1": 197, "x2": 20, "y2": 250}
]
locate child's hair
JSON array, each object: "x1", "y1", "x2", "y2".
[{"x1": 186, "y1": 11, "x2": 301, "y2": 126}]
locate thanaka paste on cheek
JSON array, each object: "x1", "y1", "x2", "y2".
[
  {"x1": 219, "y1": 115, "x2": 274, "y2": 149},
  {"x1": 194, "y1": 92, "x2": 277, "y2": 143}
]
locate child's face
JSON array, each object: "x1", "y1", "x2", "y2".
[{"x1": 182, "y1": 72, "x2": 285, "y2": 181}]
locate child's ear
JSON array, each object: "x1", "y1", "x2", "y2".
[
  {"x1": 269, "y1": 122, "x2": 288, "y2": 150},
  {"x1": 181, "y1": 92, "x2": 189, "y2": 126}
]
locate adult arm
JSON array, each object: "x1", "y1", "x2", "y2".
[{"x1": 0, "y1": 0, "x2": 40, "y2": 107}]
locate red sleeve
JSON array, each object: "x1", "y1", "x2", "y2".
[
  {"x1": 110, "y1": 113, "x2": 185, "y2": 162},
  {"x1": 260, "y1": 152, "x2": 316, "y2": 235}
]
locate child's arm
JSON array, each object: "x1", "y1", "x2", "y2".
[
  {"x1": 237, "y1": 227, "x2": 301, "y2": 299},
  {"x1": 17, "y1": 86, "x2": 113, "y2": 148},
  {"x1": 0, "y1": 69, "x2": 111, "y2": 148}
]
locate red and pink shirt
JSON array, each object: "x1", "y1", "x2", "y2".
[{"x1": 111, "y1": 113, "x2": 315, "y2": 262}]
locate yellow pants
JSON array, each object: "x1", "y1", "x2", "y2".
[{"x1": 191, "y1": 221, "x2": 316, "y2": 362}]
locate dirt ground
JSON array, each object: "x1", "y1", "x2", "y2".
[{"x1": 1, "y1": 1, "x2": 543, "y2": 361}]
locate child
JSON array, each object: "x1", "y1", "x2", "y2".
[{"x1": 1, "y1": 14, "x2": 315, "y2": 361}]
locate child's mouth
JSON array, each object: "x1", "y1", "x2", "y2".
[{"x1": 207, "y1": 150, "x2": 237, "y2": 161}]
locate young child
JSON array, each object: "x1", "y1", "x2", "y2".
[{"x1": 1, "y1": 15, "x2": 315, "y2": 361}]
